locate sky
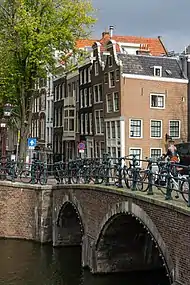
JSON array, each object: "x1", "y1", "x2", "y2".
[{"x1": 92, "y1": 0, "x2": 190, "y2": 53}]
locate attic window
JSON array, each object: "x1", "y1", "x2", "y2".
[
  {"x1": 166, "y1": 69, "x2": 172, "y2": 76},
  {"x1": 153, "y1": 66, "x2": 162, "y2": 77}
]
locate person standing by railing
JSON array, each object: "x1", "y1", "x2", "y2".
[{"x1": 164, "y1": 140, "x2": 180, "y2": 163}]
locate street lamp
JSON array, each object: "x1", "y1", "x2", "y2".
[{"x1": 0, "y1": 104, "x2": 12, "y2": 165}]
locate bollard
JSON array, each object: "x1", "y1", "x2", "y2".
[{"x1": 147, "y1": 159, "x2": 153, "y2": 195}]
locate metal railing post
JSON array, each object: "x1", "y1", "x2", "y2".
[
  {"x1": 105, "y1": 154, "x2": 110, "y2": 186},
  {"x1": 67, "y1": 161, "x2": 72, "y2": 184},
  {"x1": 187, "y1": 166, "x2": 190, "y2": 207},
  {"x1": 147, "y1": 159, "x2": 153, "y2": 195},
  {"x1": 131, "y1": 155, "x2": 137, "y2": 191},
  {"x1": 165, "y1": 161, "x2": 172, "y2": 200},
  {"x1": 117, "y1": 157, "x2": 123, "y2": 188}
]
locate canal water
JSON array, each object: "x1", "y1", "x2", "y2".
[{"x1": 0, "y1": 239, "x2": 170, "y2": 285}]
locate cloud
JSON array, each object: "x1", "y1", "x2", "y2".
[{"x1": 92, "y1": 0, "x2": 190, "y2": 52}]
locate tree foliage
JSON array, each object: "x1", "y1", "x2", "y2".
[{"x1": 0, "y1": 0, "x2": 95, "y2": 156}]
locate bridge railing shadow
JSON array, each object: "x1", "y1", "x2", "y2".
[{"x1": 1, "y1": 154, "x2": 190, "y2": 207}]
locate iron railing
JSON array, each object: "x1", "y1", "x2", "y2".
[{"x1": 1, "y1": 154, "x2": 190, "y2": 206}]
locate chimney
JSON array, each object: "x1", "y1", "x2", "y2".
[{"x1": 109, "y1": 25, "x2": 114, "y2": 38}]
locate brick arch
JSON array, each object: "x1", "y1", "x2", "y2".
[
  {"x1": 94, "y1": 201, "x2": 174, "y2": 283},
  {"x1": 56, "y1": 198, "x2": 85, "y2": 236}
]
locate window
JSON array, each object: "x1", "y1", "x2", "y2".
[
  {"x1": 113, "y1": 92, "x2": 119, "y2": 112},
  {"x1": 116, "y1": 121, "x2": 120, "y2": 139},
  {"x1": 84, "y1": 88, "x2": 87, "y2": 107},
  {"x1": 153, "y1": 66, "x2": 162, "y2": 77},
  {"x1": 64, "y1": 108, "x2": 75, "y2": 132},
  {"x1": 81, "y1": 114, "x2": 84, "y2": 134},
  {"x1": 84, "y1": 68, "x2": 86, "y2": 84},
  {"x1": 111, "y1": 121, "x2": 115, "y2": 138},
  {"x1": 150, "y1": 148, "x2": 162, "y2": 161},
  {"x1": 95, "y1": 110, "x2": 103, "y2": 134},
  {"x1": 169, "y1": 120, "x2": 180, "y2": 138},
  {"x1": 109, "y1": 71, "x2": 115, "y2": 87},
  {"x1": 104, "y1": 73, "x2": 108, "y2": 84},
  {"x1": 150, "y1": 94, "x2": 165, "y2": 109},
  {"x1": 108, "y1": 56, "x2": 113, "y2": 67},
  {"x1": 130, "y1": 119, "x2": 142, "y2": 138},
  {"x1": 116, "y1": 69, "x2": 120, "y2": 81},
  {"x1": 129, "y1": 148, "x2": 142, "y2": 166},
  {"x1": 89, "y1": 113, "x2": 92, "y2": 134},
  {"x1": 62, "y1": 83, "x2": 65, "y2": 98},
  {"x1": 88, "y1": 66, "x2": 91, "y2": 82},
  {"x1": 95, "y1": 61, "x2": 99, "y2": 75},
  {"x1": 87, "y1": 140, "x2": 93, "y2": 158},
  {"x1": 106, "y1": 122, "x2": 110, "y2": 139},
  {"x1": 85, "y1": 113, "x2": 88, "y2": 134},
  {"x1": 106, "y1": 94, "x2": 113, "y2": 112},
  {"x1": 89, "y1": 87, "x2": 92, "y2": 106},
  {"x1": 151, "y1": 120, "x2": 162, "y2": 138},
  {"x1": 94, "y1": 84, "x2": 103, "y2": 103},
  {"x1": 80, "y1": 90, "x2": 83, "y2": 108}
]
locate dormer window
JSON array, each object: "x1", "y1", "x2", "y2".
[{"x1": 153, "y1": 66, "x2": 162, "y2": 77}]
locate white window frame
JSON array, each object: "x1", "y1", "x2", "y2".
[
  {"x1": 89, "y1": 113, "x2": 92, "y2": 135},
  {"x1": 153, "y1": 66, "x2": 162, "y2": 77},
  {"x1": 129, "y1": 119, "x2": 143, "y2": 139},
  {"x1": 113, "y1": 92, "x2": 119, "y2": 112},
  {"x1": 109, "y1": 71, "x2": 115, "y2": 88},
  {"x1": 88, "y1": 66, "x2": 91, "y2": 82},
  {"x1": 150, "y1": 148, "x2": 162, "y2": 161},
  {"x1": 150, "y1": 119, "x2": 162, "y2": 139},
  {"x1": 85, "y1": 113, "x2": 88, "y2": 134},
  {"x1": 169, "y1": 120, "x2": 181, "y2": 139},
  {"x1": 84, "y1": 88, "x2": 87, "y2": 107},
  {"x1": 94, "y1": 84, "x2": 103, "y2": 103},
  {"x1": 89, "y1": 87, "x2": 92, "y2": 106},
  {"x1": 129, "y1": 147, "x2": 142, "y2": 166},
  {"x1": 106, "y1": 93, "x2": 113, "y2": 113},
  {"x1": 84, "y1": 68, "x2": 86, "y2": 84},
  {"x1": 80, "y1": 113, "x2": 84, "y2": 134},
  {"x1": 80, "y1": 90, "x2": 83, "y2": 108},
  {"x1": 150, "y1": 93, "x2": 165, "y2": 109},
  {"x1": 95, "y1": 109, "x2": 103, "y2": 135},
  {"x1": 95, "y1": 61, "x2": 99, "y2": 76}
]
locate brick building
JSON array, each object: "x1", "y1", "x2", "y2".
[{"x1": 101, "y1": 40, "x2": 188, "y2": 160}]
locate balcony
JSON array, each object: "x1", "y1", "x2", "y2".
[{"x1": 64, "y1": 96, "x2": 76, "y2": 107}]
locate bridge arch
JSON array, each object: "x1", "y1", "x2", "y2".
[
  {"x1": 94, "y1": 201, "x2": 174, "y2": 284},
  {"x1": 55, "y1": 200, "x2": 85, "y2": 246}
]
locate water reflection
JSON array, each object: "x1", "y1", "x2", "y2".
[{"x1": 0, "y1": 239, "x2": 170, "y2": 285}]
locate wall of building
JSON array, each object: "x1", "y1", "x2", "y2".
[
  {"x1": 121, "y1": 77, "x2": 188, "y2": 158},
  {"x1": 0, "y1": 182, "x2": 52, "y2": 243}
]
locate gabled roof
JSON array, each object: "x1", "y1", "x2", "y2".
[
  {"x1": 98, "y1": 33, "x2": 167, "y2": 56},
  {"x1": 76, "y1": 39, "x2": 98, "y2": 49},
  {"x1": 117, "y1": 53, "x2": 186, "y2": 79}
]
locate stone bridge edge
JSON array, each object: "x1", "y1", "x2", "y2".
[{"x1": 91, "y1": 200, "x2": 175, "y2": 283}]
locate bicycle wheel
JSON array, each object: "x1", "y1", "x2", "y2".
[
  {"x1": 139, "y1": 172, "x2": 149, "y2": 192},
  {"x1": 20, "y1": 170, "x2": 32, "y2": 183},
  {"x1": 39, "y1": 171, "x2": 47, "y2": 185},
  {"x1": 124, "y1": 168, "x2": 133, "y2": 189},
  {"x1": 181, "y1": 180, "x2": 189, "y2": 203}
]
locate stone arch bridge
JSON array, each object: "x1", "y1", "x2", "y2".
[
  {"x1": 0, "y1": 182, "x2": 189, "y2": 285},
  {"x1": 52, "y1": 184, "x2": 190, "y2": 285}
]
